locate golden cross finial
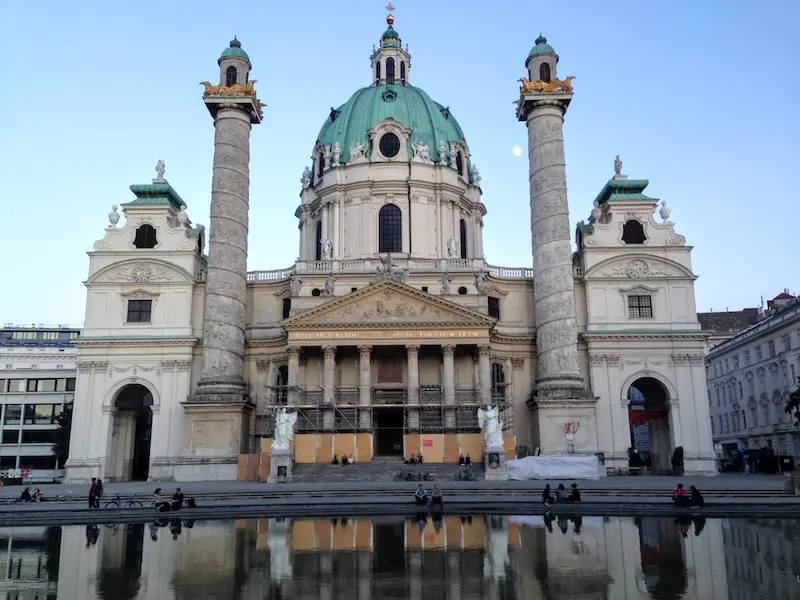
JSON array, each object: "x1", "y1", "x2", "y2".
[{"x1": 385, "y1": 3, "x2": 395, "y2": 15}]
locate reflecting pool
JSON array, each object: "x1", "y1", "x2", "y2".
[{"x1": 1, "y1": 514, "x2": 799, "y2": 599}]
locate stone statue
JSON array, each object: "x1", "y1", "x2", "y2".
[
  {"x1": 470, "y1": 164, "x2": 481, "y2": 185},
  {"x1": 449, "y1": 143, "x2": 459, "y2": 169},
  {"x1": 411, "y1": 140, "x2": 432, "y2": 163},
  {"x1": 301, "y1": 166, "x2": 311, "y2": 188},
  {"x1": 475, "y1": 271, "x2": 487, "y2": 293},
  {"x1": 659, "y1": 200, "x2": 672, "y2": 222},
  {"x1": 440, "y1": 271, "x2": 452, "y2": 295},
  {"x1": 323, "y1": 273, "x2": 336, "y2": 296},
  {"x1": 322, "y1": 145, "x2": 332, "y2": 170},
  {"x1": 371, "y1": 254, "x2": 407, "y2": 284},
  {"x1": 590, "y1": 200, "x2": 602, "y2": 222},
  {"x1": 320, "y1": 237, "x2": 333, "y2": 260},
  {"x1": 438, "y1": 140, "x2": 448, "y2": 166},
  {"x1": 176, "y1": 204, "x2": 190, "y2": 227},
  {"x1": 273, "y1": 408, "x2": 297, "y2": 451},
  {"x1": 350, "y1": 141, "x2": 367, "y2": 161},
  {"x1": 289, "y1": 275, "x2": 302, "y2": 296},
  {"x1": 332, "y1": 143, "x2": 341, "y2": 168},
  {"x1": 155, "y1": 159, "x2": 166, "y2": 181},
  {"x1": 108, "y1": 205, "x2": 120, "y2": 227},
  {"x1": 447, "y1": 236, "x2": 459, "y2": 258},
  {"x1": 614, "y1": 155, "x2": 623, "y2": 176},
  {"x1": 477, "y1": 405, "x2": 504, "y2": 448}
]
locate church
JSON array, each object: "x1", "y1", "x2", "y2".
[{"x1": 65, "y1": 11, "x2": 716, "y2": 482}]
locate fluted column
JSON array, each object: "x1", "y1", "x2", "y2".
[
  {"x1": 520, "y1": 96, "x2": 584, "y2": 397},
  {"x1": 478, "y1": 344, "x2": 492, "y2": 405},
  {"x1": 323, "y1": 346, "x2": 336, "y2": 431},
  {"x1": 406, "y1": 345, "x2": 420, "y2": 431},
  {"x1": 442, "y1": 344, "x2": 456, "y2": 429},
  {"x1": 358, "y1": 345, "x2": 372, "y2": 430},
  {"x1": 287, "y1": 347, "x2": 300, "y2": 405}
]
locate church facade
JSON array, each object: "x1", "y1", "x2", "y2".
[{"x1": 65, "y1": 14, "x2": 716, "y2": 482}]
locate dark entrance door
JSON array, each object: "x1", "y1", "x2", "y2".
[
  {"x1": 375, "y1": 408, "x2": 404, "y2": 456},
  {"x1": 131, "y1": 409, "x2": 152, "y2": 481}
]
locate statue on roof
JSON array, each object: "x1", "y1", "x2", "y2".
[
  {"x1": 301, "y1": 166, "x2": 311, "y2": 189},
  {"x1": 155, "y1": 159, "x2": 166, "y2": 181},
  {"x1": 614, "y1": 155, "x2": 623, "y2": 176}
]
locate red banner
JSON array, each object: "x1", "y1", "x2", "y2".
[{"x1": 628, "y1": 409, "x2": 669, "y2": 426}]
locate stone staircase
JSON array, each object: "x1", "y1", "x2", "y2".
[{"x1": 291, "y1": 456, "x2": 485, "y2": 483}]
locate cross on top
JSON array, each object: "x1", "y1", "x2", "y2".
[{"x1": 385, "y1": 3, "x2": 395, "y2": 15}]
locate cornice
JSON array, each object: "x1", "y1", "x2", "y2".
[
  {"x1": 247, "y1": 337, "x2": 289, "y2": 348},
  {"x1": 73, "y1": 337, "x2": 200, "y2": 348},
  {"x1": 490, "y1": 334, "x2": 535, "y2": 346},
  {"x1": 287, "y1": 321, "x2": 492, "y2": 330},
  {"x1": 582, "y1": 330, "x2": 708, "y2": 342}
]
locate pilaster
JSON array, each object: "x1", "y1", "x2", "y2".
[
  {"x1": 442, "y1": 344, "x2": 456, "y2": 429},
  {"x1": 406, "y1": 344, "x2": 420, "y2": 430},
  {"x1": 478, "y1": 344, "x2": 492, "y2": 405},
  {"x1": 358, "y1": 345, "x2": 372, "y2": 430},
  {"x1": 287, "y1": 347, "x2": 300, "y2": 405},
  {"x1": 323, "y1": 346, "x2": 336, "y2": 431}
]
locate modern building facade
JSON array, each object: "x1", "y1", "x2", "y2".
[
  {"x1": 0, "y1": 325, "x2": 79, "y2": 482},
  {"x1": 705, "y1": 292, "x2": 800, "y2": 459},
  {"x1": 65, "y1": 12, "x2": 716, "y2": 482}
]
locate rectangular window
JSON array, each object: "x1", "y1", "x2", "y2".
[
  {"x1": 18, "y1": 456, "x2": 56, "y2": 470},
  {"x1": 755, "y1": 345, "x2": 763, "y2": 361},
  {"x1": 7, "y1": 379, "x2": 25, "y2": 393},
  {"x1": 742, "y1": 410, "x2": 747, "y2": 429},
  {"x1": 627, "y1": 295, "x2": 653, "y2": 319},
  {"x1": 733, "y1": 355, "x2": 740, "y2": 370},
  {"x1": 782, "y1": 334, "x2": 791, "y2": 352},
  {"x1": 725, "y1": 359, "x2": 729, "y2": 373},
  {"x1": 792, "y1": 364, "x2": 797, "y2": 386},
  {"x1": 126, "y1": 299, "x2": 152, "y2": 323},
  {"x1": 282, "y1": 298, "x2": 291, "y2": 320},
  {"x1": 1, "y1": 429, "x2": 19, "y2": 444},
  {"x1": 23, "y1": 404, "x2": 60, "y2": 425},
  {"x1": 768, "y1": 341, "x2": 776, "y2": 358},
  {"x1": 42, "y1": 332, "x2": 59, "y2": 340},
  {"x1": 710, "y1": 417, "x2": 715, "y2": 435},
  {"x1": 66, "y1": 378, "x2": 76, "y2": 392},
  {"x1": 716, "y1": 388, "x2": 721, "y2": 405},
  {"x1": 744, "y1": 350, "x2": 750, "y2": 366},
  {"x1": 3, "y1": 405, "x2": 21, "y2": 425},
  {"x1": 488, "y1": 296, "x2": 501, "y2": 319},
  {"x1": 0, "y1": 457, "x2": 15, "y2": 469},
  {"x1": 21, "y1": 430, "x2": 58, "y2": 444},
  {"x1": 27, "y1": 379, "x2": 57, "y2": 393},
  {"x1": 0, "y1": 379, "x2": 4, "y2": 392}
]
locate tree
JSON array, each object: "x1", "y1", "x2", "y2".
[
  {"x1": 52, "y1": 402, "x2": 73, "y2": 469},
  {"x1": 785, "y1": 385, "x2": 800, "y2": 428}
]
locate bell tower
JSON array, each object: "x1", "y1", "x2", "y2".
[
  {"x1": 180, "y1": 38, "x2": 263, "y2": 481},
  {"x1": 370, "y1": 4, "x2": 411, "y2": 85}
]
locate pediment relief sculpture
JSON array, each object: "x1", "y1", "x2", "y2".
[
  {"x1": 591, "y1": 257, "x2": 692, "y2": 279},
  {"x1": 90, "y1": 260, "x2": 192, "y2": 284}
]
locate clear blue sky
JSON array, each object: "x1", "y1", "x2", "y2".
[{"x1": 1, "y1": 0, "x2": 797, "y2": 325}]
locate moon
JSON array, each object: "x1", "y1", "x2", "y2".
[{"x1": 512, "y1": 145, "x2": 523, "y2": 157}]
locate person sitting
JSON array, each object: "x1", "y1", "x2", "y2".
[
  {"x1": 331, "y1": 455, "x2": 339, "y2": 465},
  {"x1": 186, "y1": 497, "x2": 197, "y2": 509},
  {"x1": 542, "y1": 484, "x2": 555, "y2": 506},
  {"x1": 347, "y1": 456, "x2": 355, "y2": 465},
  {"x1": 341, "y1": 455, "x2": 348, "y2": 466},
  {"x1": 31, "y1": 488, "x2": 43, "y2": 502},
  {"x1": 172, "y1": 488, "x2": 185, "y2": 511},
  {"x1": 151, "y1": 488, "x2": 171, "y2": 512},
  {"x1": 413, "y1": 484, "x2": 428, "y2": 506},
  {"x1": 417, "y1": 453, "x2": 424, "y2": 464},
  {"x1": 464, "y1": 454, "x2": 472, "y2": 466},
  {"x1": 19, "y1": 487, "x2": 32, "y2": 503},
  {"x1": 458, "y1": 454, "x2": 465, "y2": 466},
  {"x1": 689, "y1": 485, "x2": 705, "y2": 508},
  {"x1": 408, "y1": 454, "x2": 417, "y2": 465},
  {"x1": 556, "y1": 484, "x2": 569, "y2": 503},
  {"x1": 430, "y1": 484, "x2": 443, "y2": 506},
  {"x1": 569, "y1": 483, "x2": 581, "y2": 502},
  {"x1": 672, "y1": 483, "x2": 690, "y2": 508}
]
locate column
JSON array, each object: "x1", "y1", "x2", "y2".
[
  {"x1": 478, "y1": 344, "x2": 492, "y2": 405},
  {"x1": 321, "y1": 202, "x2": 330, "y2": 249},
  {"x1": 333, "y1": 198, "x2": 341, "y2": 258},
  {"x1": 323, "y1": 346, "x2": 336, "y2": 430},
  {"x1": 442, "y1": 344, "x2": 456, "y2": 429},
  {"x1": 406, "y1": 345, "x2": 420, "y2": 430},
  {"x1": 519, "y1": 95, "x2": 585, "y2": 398},
  {"x1": 358, "y1": 346, "x2": 372, "y2": 430},
  {"x1": 287, "y1": 347, "x2": 300, "y2": 405}
]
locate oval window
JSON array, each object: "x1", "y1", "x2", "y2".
[{"x1": 379, "y1": 132, "x2": 401, "y2": 158}]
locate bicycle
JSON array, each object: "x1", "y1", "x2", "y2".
[{"x1": 104, "y1": 494, "x2": 143, "y2": 509}]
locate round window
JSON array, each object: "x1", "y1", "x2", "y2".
[{"x1": 379, "y1": 132, "x2": 401, "y2": 158}]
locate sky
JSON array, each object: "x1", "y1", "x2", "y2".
[{"x1": 1, "y1": 0, "x2": 797, "y2": 326}]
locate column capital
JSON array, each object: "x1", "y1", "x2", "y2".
[
  {"x1": 405, "y1": 344, "x2": 420, "y2": 354},
  {"x1": 358, "y1": 345, "x2": 372, "y2": 357},
  {"x1": 255, "y1": 358, "x2": 271, "y2": 373},
  {"x1": 323, "y1": 345, "x2": 337, "y2": 359},
  {"x1": 477, "y1": 344, "x2": 491, "y2": 356},
  {"x1": 442, "y1": 344, "x2": 456, "y2": 355},
  {"x1": 287, "y1": 347, "x2": 301, "y2": 358}
]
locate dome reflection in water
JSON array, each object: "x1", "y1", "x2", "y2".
[{"x1": 4, "y1": 515, "x2": 799, "y2": 599}]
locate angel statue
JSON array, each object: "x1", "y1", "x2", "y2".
[
  {"x1": 273, "y1": 408, "x2": 297, "y2": 451},
  {"x1": 155, "y1": 159, "x2": 166, "y2": 180},
  {"x1": 477, "y1": 405, "x2": 504, "y2": 448}
]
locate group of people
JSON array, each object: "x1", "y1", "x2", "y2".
[
  {"x1": 17, "y1": 487, "x2": 43, "y2": 503},
  {"x1": 672, "y1": 483, "x2": 704, "y2": 508},
  {"x1": 151, "y1": 487, "x2": 196, "y2": 512},
  {"x1": 405, "y1": 453, "x2": 424, "y2": 465},
  {"x1": 413, "y1": 483, "x2": 443, "y2": 508},
  {"x1": 88, "y1": 478, "x2": 104, "y2": 508},
  {"x1": 542, "y1": 483, "x2": 581, "y2": 507},
  {"x1": 331, "y1": 455, "x2": 354, "y2": 465}
]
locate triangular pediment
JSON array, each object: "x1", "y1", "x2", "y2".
[{"x1": 283, "y1": 281, "x2": 496, "y2": 327}]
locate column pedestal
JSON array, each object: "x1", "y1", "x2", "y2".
[
  {"x1": 267, "y1": 448, "x2": 294, "y2": 483},
  {"x1": 484, "y1": 444, "x2": 509, "y2": 481}
]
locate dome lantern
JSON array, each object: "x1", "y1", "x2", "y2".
[
  {"x1": 371, "y1": 4, "x2": 411, "y2": 85},
  {"x1": 525, "y1": 33, "x2": 559, "y2": 83},
  {"x1": 217, "y1": 36, "x2": 252, "y2": 87}
]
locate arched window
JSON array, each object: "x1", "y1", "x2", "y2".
[
  {"x1": 386, "y1": 58, "x2": 395, "y2": 84},
  {"x1": 539, "y1": 63, "x2": 551, "y2": 82},
  {"x1": 133, "y1": 224, "x2": 157, "y2": 249},
  {"x1": 459, "y1": 219, "x2": 468, "y2": 259},
  {"x1": 491, "y1": 363, "x2": 506, "y2": 404},
  {"x1": 317, "y1": 150, "x2": 324, "y2": 179},
  {"x1": 276, "y1": 366, "x2": 288, "y2": 405},
  {"x1": 315, "y1": 221, "x2": 323, "y2": 260},
  {"x1": 225, "y1": 66, "x2": 237, "y2": 87},
  {"x1": 375, "y1": 61, "x2": 381, "y2": 82},
  {"x1": 378, "y1": 204, "x2": 402, "y2": 253},
  {"x1": 456, "y1": 152, "x2": 463, "y2": 176},
  {"x1": 622, "y1": 219, "x2": 646, "y2": 244},
  {"x1": 400, "y1": 61, "x2": 406, "y2": 82}
]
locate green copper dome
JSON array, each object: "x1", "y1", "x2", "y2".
[
  {"x1": 218, "y1": 38, "x2": 250, "y2": 65},
  {"x1": 317, "y1": 84, "x2": 468, "y2": 166},
  {"x1": 382, "y1": 25, "x2": 399, "y2": 39},
  {"x1": 528, "y1": 34, "x2": 556, "y2": 57}
]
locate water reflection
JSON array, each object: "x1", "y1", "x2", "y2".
[{"x1": 1, "y1": 513, "x2": 798, "y2": 598}]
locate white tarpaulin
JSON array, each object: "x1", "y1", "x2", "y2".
[{"x1": 506, "y1": 455, "x2": 600, "y2": 481}]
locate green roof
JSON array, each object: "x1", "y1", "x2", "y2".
[
  {"x1": 218, "y1": 38, "x2": 250, "y2": 65},
  {"x1": 529, "y1": 34, "x2": 556, "y2": 57},
  {"x1": 316, "y1": 83, "x2": 472, "y2": 173},
  {"x1": 126, "y1": 182, "x2": 186, "y2": 211},
  {"x1": 593, "y1": 178, "x2": 656, "y2": 205},
  {"x1": 382, "y1": 26, "x2": 399, "y2": 39}
]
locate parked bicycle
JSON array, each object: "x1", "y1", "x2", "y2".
[{"x1": 105, "y1": 494, "x2": 143, "y2": 509}]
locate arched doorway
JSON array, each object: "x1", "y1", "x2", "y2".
[
  {"x1": 627, "y1": 377, "x2": 672, "y2": 474},
  {"x1": 110, "y1": 384, "x2": 153, "y2": 481}
]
